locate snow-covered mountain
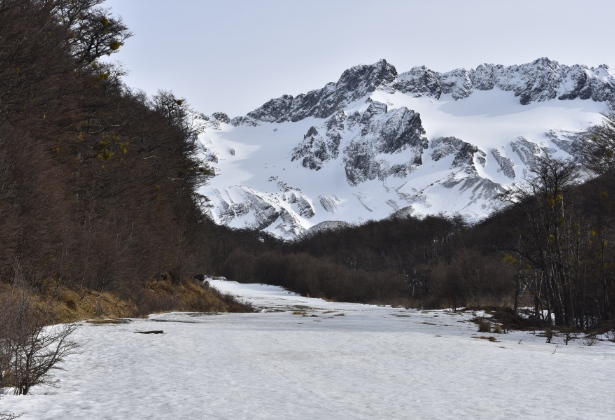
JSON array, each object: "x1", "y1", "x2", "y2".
[{"x1": 196, "y1": 58, "x2": 613, "y2": 239}]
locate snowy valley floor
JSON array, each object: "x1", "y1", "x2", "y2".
[{"x1": 2, "y1": 280, "x2": 614, "y2": 419}]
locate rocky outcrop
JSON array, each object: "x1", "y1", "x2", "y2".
[
  {"x1": 395, "y1": 58, "x2": 615, "y2": 105},
  {"x1": 545, "y1": 130, "x2": 585, "y2": 157},
  {"x1": 394, "y1": 66, "x2": 442, "y2": 98},
  {"x1": 490, "y1": 149, "x2": 515, "y2": 179},
  {"x1": 441, "y1": 177, "x2": 504, "y2": 207},
  {"x1": 440, "y1": 68, "x2": 473, "y2": 100},
  {"x1": 206, "y1": 186, "x2": 312, "y2": 237},
  {"x1": 511, "y1": 137, "x2": 544, "y2": 171},
  {"x1": 238, "y1": 58, "x2": 615, "y2": 128},
  {"x1": 212, "y1": 112, "x2": 230, "y2": 124},
  {"x1": 291, "y1": 114, "x2": 343, "y2": 171},
  {"x1": 431, "y1": 137, "x2": 485, "y2": 175},
  {"x1": 247, "y1": 59, "x2": 397, "y2": 123},
  {"x1": 291, "y1": 101, "x2": 427, "y2": 185},
  {"x1": 230, "y1": 115, "x2": 259, "y2": 127}
]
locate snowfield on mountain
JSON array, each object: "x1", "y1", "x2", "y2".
[
  {"x1": 2, "y1": 280, "x2": 614, "y2": 419},
  {"x1": 196, "y1": 58, "x2": 611, "y2": 239}
]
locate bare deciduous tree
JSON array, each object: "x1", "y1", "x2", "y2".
[
  {"x1": 580, "y1": 103, "x2": 615, "y2": 179},
  {"x1": 0, "y1": 407, "x2": 20, "y2": 420},
  {"x1": 499, "y1": 155, "x2": 612, "y2": 327},
  {"x1": 0, "y1": 268, "x2": 81, "y2": 395}
]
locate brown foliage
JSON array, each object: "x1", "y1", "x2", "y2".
[
  {"x1": 0, "y1": 0, "x2": 213, "y2": 296},
  {"x1": 0, "y1": 278, "x2": 81, "y2": 395}
]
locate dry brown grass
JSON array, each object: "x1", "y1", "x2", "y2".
[
  {"x1": 477, "y1": 319, "x2": 492, "y2": 333},
  {"x1": 473, "y1": 335, "x2": 499, "y2": 342},
  {"x1": 120, "y1": 279, "x2": 254, "y2": 317},
  {"x1": 0, "y1": 279, "x2": 253, "y2": 325},
  {"x1": 50, "y1": 287, "x2": 137, "y2": 323}
]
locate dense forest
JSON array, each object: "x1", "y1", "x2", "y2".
[
  {"x1": 1, "y1": 0, "x2": 614, "y2": 337},
  {"x1": 0, "y1": 0, "x2": 251, "y2": 316}
]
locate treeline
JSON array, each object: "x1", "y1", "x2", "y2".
[
  {"x1": 217, "y1": 155, "x2": 615, "y2": 330},
  {"x1": 0, "y1": 0, "x2": 249, "y2": 314},
  {"x1": 219, "y1": 214, "x2": 514, "y2": 308}
]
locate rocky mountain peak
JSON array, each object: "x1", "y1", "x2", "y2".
[
  {"x1": 246, "y1": 60, "x2": 397, "y2": 123},
  {"x1": 336, "y1": 59, "x2": 397, "y2": 96},
  {"x1": 198, "y1": 58, "x2": 609, "y2": 239},
  {"x1": 242, "y1": 58, "x2": 615, "y2": 128}
]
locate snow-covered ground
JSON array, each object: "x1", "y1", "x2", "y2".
[{"x1": 3, "y1": 280, "x2": 614, "y2": 419}]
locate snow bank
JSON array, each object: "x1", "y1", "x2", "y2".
[{"x1": 3, "y1": 281, "x2": 614, "y2": 419}]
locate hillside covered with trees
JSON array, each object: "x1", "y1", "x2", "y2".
[{"x1": 0, "y1": 0, "x2": 251, "y2": 316}]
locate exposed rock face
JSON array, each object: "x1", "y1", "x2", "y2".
[
  {"x1": 247, "y1": 59, "x2": 397, "y2": 122},
  {"x1": 396, "y1": 58, "x2": 615, "y2": 105},
  {"x1": 373, "y1": 104, "x2": 426, "y2": 154},
  {"x1": 212, "y1": 112, "x2": 230, "y2": 124},
  {"x1": 394, "y1": 66, "x2": 442, "y2": 98},
  {"x1": 206, "y1": 186, "x2": 314, "y2": 237},
  {"x1": 441, "y1": 177, "x2": 504, "y2": 208},
  {"x1": 431, "y1": 137, "x2": 485, "y2": 175},
  {"x1": 471, "y1": 64, "x2": 496, "y2": 91},
  {"x1": 239, "y1": 58, "x2": 615, "y2": 128},
  {"x1": 511, "y1": 137, "x2": 544, "y2": 170},
  {"x1": 291, "y1": 122, "x2": 341, "y2": 171},
  {"x1": 230, "y1": 115, "x2": 259, "y2": 127},
  {"x1": 490, "y1": 149, "x2": 516, "y2": 179},
  {"x1": 305, "y1": 220, "x2": 351, "y2": 236},
  {"x1": 291, "y1": 101, "x2": 427, "y2": 185},
  {"x1": 319, "y1": 195, "x2": 341, "y2": 213},
  {"x1": 545, "y1": 130, "x2": 585, "y2": 156},
  {"x1": 440, "y1": 69, "x2": 473, "y2": 100}
]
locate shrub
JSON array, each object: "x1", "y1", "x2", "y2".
[
  {"x1": 478, "y1": 319, "x2": 491, "y2": 333},
  {"x1": 0, "y1": 284, "x2": 81, "y2": 395},
  {"x1": 582, "y1": 334, "x2": 598, "y2": 346}
]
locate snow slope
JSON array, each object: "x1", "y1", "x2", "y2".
[
  {"x1": 3, "y1": 281, "x2": 614, "y2": 419},
  {"x1": 196, "y1": 59, "x2": 610, "y2": 239}
]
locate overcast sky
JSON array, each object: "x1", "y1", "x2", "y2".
[{"x1": 102, "y1": 0, "x2": 615, "y2": 117}]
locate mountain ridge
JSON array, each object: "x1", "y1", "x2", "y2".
[
  {"x1": 196, "y1": 58, "x2": 611, "y2": 239},
  {"x1": 235, "y1": 57, "x2": 615, "y2": 125}
]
